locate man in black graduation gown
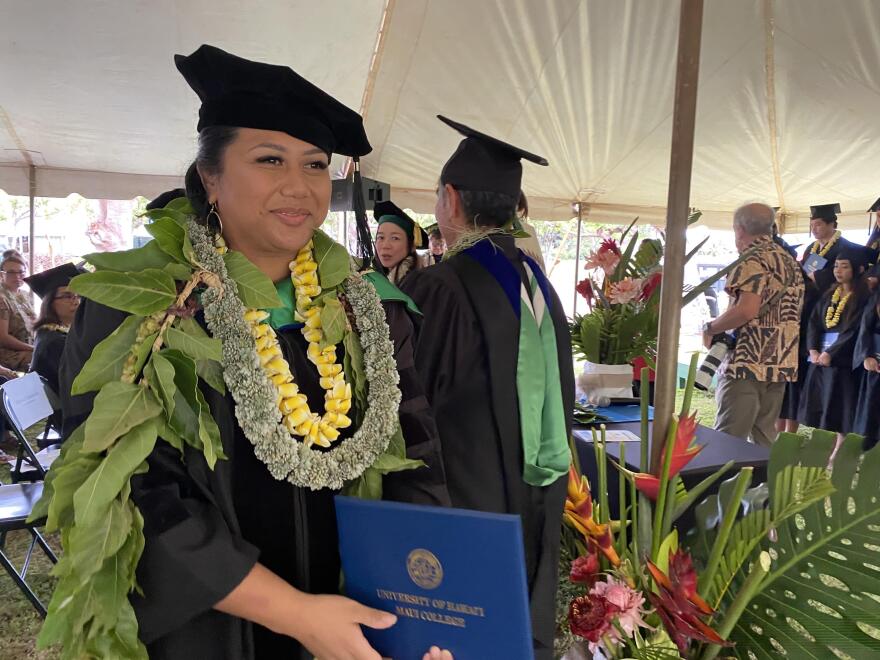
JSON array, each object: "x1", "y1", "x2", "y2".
[{"x1": 402, "y1": 116, "x2": 573, "y2": 659}]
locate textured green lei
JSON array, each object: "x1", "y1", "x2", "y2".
[{"x1": 30, "y1": 199, "x2": 420, "y2": 658}]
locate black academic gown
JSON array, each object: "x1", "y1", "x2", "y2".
[
  {"x1": 797, "y1": 287, "x2": 866, "y2": 434},
  {"x1": 402, "y1": 234, "x2": 574, "y2": 660},
  {"x1": 60, "y1": 297, "x2": 449, "y2": 660},
  {"x1": 853, "y1": 295, "x2": 880, "y2": 449},
  {"x1": 782, "y1": 236, "x2": 859, "y2": 420},
  {"x1": 30, "y1": 326, "x2": 67, "y2": 433}
]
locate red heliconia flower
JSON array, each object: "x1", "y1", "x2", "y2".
[
  {"x1": 646, "y1": 550, "x2": 731, "y2": 654},
  {"x1": 633, "y1": 412, "x2": 702, "y2": 500},
  {"x1": 576, "y1": 278, "x2": 594, "y2": 308},
  {"x1": 640, "y1": 271, "x2": 662, "y2": 302},
  {"x1": 599, "y1": 238, "x2": 621, "y2": 256},
  {"x1": 564, "y1": 464, "x2": 621, "y2": 566},
  {"x1": 569, "y1": 593, "x2": 619, "y2": 642},
  {"x1": 570, "y1": 551, "x2": 601, "y2": 585}
]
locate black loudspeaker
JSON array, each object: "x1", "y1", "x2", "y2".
[{"x1": 330, "y1": 176, "x2": 390, "y2": 212}]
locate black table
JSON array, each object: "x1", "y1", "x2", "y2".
[{"x1": 573, "y1": 421, "x2": 769, "y2": 524}]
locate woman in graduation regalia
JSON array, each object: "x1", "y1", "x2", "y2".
[
  {"x1": 778, "y1": 203, "x2": 862, "y2": 432},
  {"x1": 402, "y1": 116, "x2": 573, "y2": 660},
  {"x1": 49, "y1": 45, "x2": 450, "y2": 660},
  {"x1": 374, "y1": 200, "x2": 428, "y2": 286},
  {"x1": 797, "y1": 248, "x2": 870, "y2": 444}
]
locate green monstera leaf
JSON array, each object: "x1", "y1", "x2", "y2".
[{"x1": 718, "y1": 431, "x2": 880, "y2": 659}]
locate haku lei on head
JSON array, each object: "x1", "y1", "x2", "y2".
[
  {"x1": 811, "y1": 230, "x2": 841, "y2": 258},
  {"x1": 825, "y1": 285, "x2": 851, "y2": 329},
  {"x1": 29, "y1": 198, "x2": 418, "y2": 658}
]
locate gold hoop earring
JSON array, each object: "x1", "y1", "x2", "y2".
[{"x1": 207, "y1": 202, "x2": 224, "y2": 237}]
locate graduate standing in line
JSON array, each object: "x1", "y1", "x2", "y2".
[
  {"x1": 402, "y1": 116, "x2": 573, "y2": 660},
  {"x1": 798, "y1": 248, "x2": 871, "y2": 454},
  {"x1": 853, "y1": 286, "x2": 880, "y2": 451},
  {"x1": 373, "y1": 200, "x2": 429, "y2": 287},
  {"x1": 778, "y1": 203, "x2": 861, "y2": 433}
]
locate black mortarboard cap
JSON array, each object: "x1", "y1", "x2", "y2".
[
  {"x1": 868, "y1": 197, "x2": 880, "y2": 213},
  {"x1": 438, "y1": 115, "x2": 548, "y2": 199},
  {"x1": 810, "y1": 203, "x2": 841, "y2": 221},
  {"x1": 836, "y1": 246, "x2": 870, "y2": 272},
  {"x1": 24, "y1": 263, "x2": 83, "y2": 299},
  {"x1": 374, "y1": 200, "x2": 428, "y2": 249},
  {"x1": 146, "y1": 188, "x2": 186, "y2": 211},
  {"x1": 175, "y1": 45, "x2": 371, "y2": 158}
]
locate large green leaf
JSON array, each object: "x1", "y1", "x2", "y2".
[
  {"x1": 312, "y1": 228, "x2": 350, "y2": 289},
  {"x1": 146, "y1": 217, "x2": 190, "y2": 264},
  {"x1": 727, "y1": 431, "x2": 880, "y2": 658},
  {"x1": 83, "y1": 382, "x2": 162, "y2": 453},
  {"x1": 197, "y1": 358, "x2": 226, "y2": 394},
  {"x1": 165, "y1": 326, "x2": 223, "y2": 361},
  {"x1": 66, "y1": 496, "x2": 133, "y2": 581},
  {"x1": 84, "y1": 241, "x2": 173, "y2": 273},
  {"x1": 71, "y1": 315, "x2": 141, "y2": 394},
  {"x1": 145, "y1": 352, "x2": 177, "y2": 415},
  {"x1": 223, "y1": 250, "x2": 282, "y2": 308},
  {"x1": 69, "y1": 269, "x2": 177, "y2": 315},
  {"x1": 73, "y1": 420, "x2": 158, "y2": 526},
  {"x1": 142, "y1": 205, "x2": 190, "y2": 227},
  {"x1": 320, "y1": 295, "x2": 347, "y2": 347}
]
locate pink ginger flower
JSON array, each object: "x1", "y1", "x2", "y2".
[
  {"x1": 585, "y1": 249, "x2": 621, "y2": 276},
  {"x1": 608, "y1": 278, "x2": 643, "y2": 304},
  {"x1": 590, "y1": 577, "x2": 649, "y2": 639}
]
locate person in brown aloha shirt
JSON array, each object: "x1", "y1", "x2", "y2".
[
  {"x1": 0, "y1": 252, "x2": 36, "y2": 371},
  {"x1": 702, "y1": 203, "x2": 804, "y2": 447}
]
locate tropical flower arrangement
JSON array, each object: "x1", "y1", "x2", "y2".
[
  {"x1": 28, "y1": 198, "x2": 421, "y2": 658},
  {"x1": 556, "y1": 358, "x2": 880, "y2": 659},
  {"x1": 570, "y1": 214, "x2": 747, "y2": 368}
]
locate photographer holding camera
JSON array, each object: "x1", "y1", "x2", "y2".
[{"x1": 704, "y1": 203, "x2": 804, "y2": 447}]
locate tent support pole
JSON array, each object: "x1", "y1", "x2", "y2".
[
  {"x1": 572, "y1": 202, "x2": 583, "y2": 314},
  {"x1": 28, "y1": 165, "x2": 36, "y2": 274},
  {"x1": 650, "y1": 0, "x2": 704, "y2": 472}
]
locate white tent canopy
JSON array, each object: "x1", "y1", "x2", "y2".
[{"x1": 1, "y1": 0, "x2": 878, "y2": 231}]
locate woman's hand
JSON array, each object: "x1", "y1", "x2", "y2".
[
  {"x1": 288, "y1": 593, "x2": 396, "y2": 660},
  {"x1": 818, "y1": 352, "x2": 832, "y2": 367},
  {"x1": 865, "y1": 357, "x2": 880, "y2": 372},
  {"x1": 422, "y1": 646, "x2": 453, "y2": 660},
  {"x1": 0, "y1": 366, "x2": 17, "y2": 380},
  {"x1": 809, "y1": 350, "x2": 821, "y2": 364}
]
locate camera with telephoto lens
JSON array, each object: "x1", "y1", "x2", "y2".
[{"x1": 695, "y1": 332, "x2": 737, "y2": 391}]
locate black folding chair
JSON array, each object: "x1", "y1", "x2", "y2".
[
  {"x1": 0, "y1": 481, "x2": 57, "y2": 616},
  {"x1": 0, "y1": 373, "x2": 61, "y2": 483}
]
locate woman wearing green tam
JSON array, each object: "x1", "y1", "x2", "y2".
[{"x1": 375, "y1": 200, "x2": 429, "y2": 286}]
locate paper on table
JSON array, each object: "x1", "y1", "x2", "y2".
[{"x1": 603, "y1": 430, "x2": 641, "y2": 443}]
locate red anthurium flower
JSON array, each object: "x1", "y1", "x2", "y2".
[
  {"x1": 569, "y1": 593, "x2": 619, "y2": 642},
  {"x1": 646, "y1": 550, "x2": 731, "y2": 654},
  {"x1": 633, "y1": 412, "x2": 702, "y2": 501},
  {"x1": 570, "y1": 552, "x2": 601, "y2": 585},
  {"x1": 564, "y1": 464, "x2": 621, "y2": 566},
  {"x1": 576, "y1": 278, "x2": 594, "y2": 308},
  {"x1": 640, "y1": 271, "x2": 662, "y2": 301}
]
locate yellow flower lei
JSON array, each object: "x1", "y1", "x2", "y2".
[
  {"x1": 825, "y1": 285, "x2": 851, "y2": 329},
  {"x1": 810, "y1": 230, "x2": 841, "y2": 258},
  {"x1": 238, "y1": 240, "x2": 352, "y2": 449},
  {"x1": 38, "y1": 323, "x2": 69, "y2": 333}
]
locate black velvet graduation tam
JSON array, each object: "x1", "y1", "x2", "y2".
[
  {"x1": 868, "y1": 197, "x2": 880, "y2": 213},
  {"x1": 810, "y1": 202, "x2": 841, "y2": 221},
  {"x1": 175, "y1": 45, "x2": 371, "y2": 158},
  {"x1": 438, "y1": 115, "x2": 548, "y2": 199},
  {"x1": 375, "y1": 200, "x2": 429, "y2": 249},
  {"x1": 836, "y1": 246, "x2": 870, "y2": 273},
  {"x1": 24, "y1": 263, "x2": 82, "y2": 299}
]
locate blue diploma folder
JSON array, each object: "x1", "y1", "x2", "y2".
[
  {"x1": 335, "y1": 496, "x2": 534, "y2": 660},
  {"x1": 822, "y1": 332, "x2": 839, "y2": 352},
  {"x1": 803, "y1": 253, "x2": 828, "y2": 275}
]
